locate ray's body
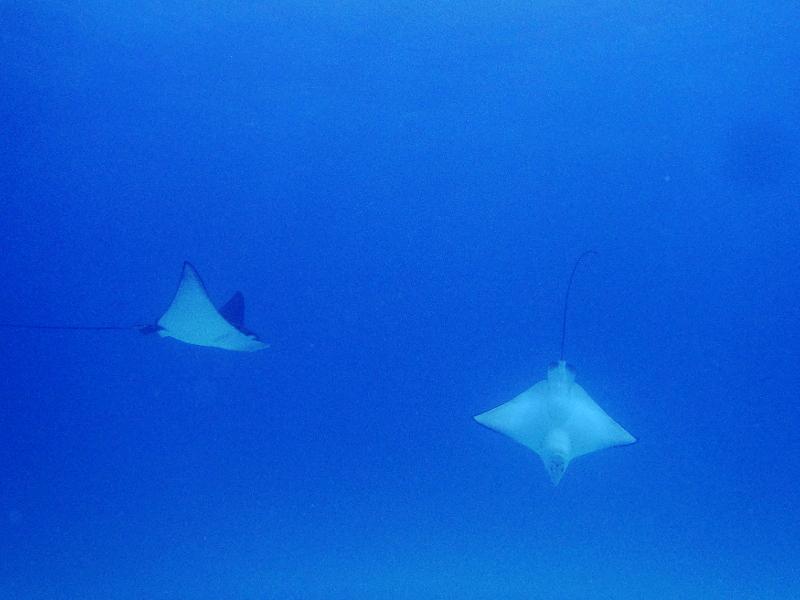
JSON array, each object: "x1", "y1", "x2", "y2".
[
  {"x1": 0, "y1": 262, "x2": 267, "y2": 352},
  {"x1": 474, "y1": 252, "x2": 636, "y2": 485}
]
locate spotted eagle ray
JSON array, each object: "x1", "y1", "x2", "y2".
[
  {"x1": 0, "y1": 261, "x2": 268, "y2": 352},
  {"x1": 474, "y1": 252, "x2": 636, "y2": 485}
]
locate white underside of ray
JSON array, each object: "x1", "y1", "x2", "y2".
[
  {"x1": 157, "y1": 263, "x2": 267, "y2": 352},
  {"x1": 475, "y1": 361, "x2": 635, "y2": 484}
]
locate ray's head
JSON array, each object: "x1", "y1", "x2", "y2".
[
  {"x1": 540, "y1": 428, "x2": 572, "y2": 486},
  {"x1": 545, "y1": 455, "x2": 568, "y2": 486}
]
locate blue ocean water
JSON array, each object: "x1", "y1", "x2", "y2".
[{"x1": 1, "y1": 2, "x2": 798, "y2": 598}]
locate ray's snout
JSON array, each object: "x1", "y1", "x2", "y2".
[{"x1": 546, "y1": 455, "x2": 567, "y2": 486}]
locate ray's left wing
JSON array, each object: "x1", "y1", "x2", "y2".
[{"x1": 563, "y1": 383, "x2": 636, "y2": 459}]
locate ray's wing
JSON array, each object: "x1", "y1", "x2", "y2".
[
  {"x1": 474, "y1": 380, "x2": 552, "y2": 455},
  {"x1": 563, "y1": 383, "x2": 636, "y2": 459},
  {"x1": 157, "y1": 262, "x2": 230, "y2": 340}
]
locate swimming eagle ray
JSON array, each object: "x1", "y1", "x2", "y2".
[
  {"x1": 474, "y1": 251, "x2": 635, "y2": 485},
  {"x1": 0, "y1": 261, "x2": 268, "y2": 352}
]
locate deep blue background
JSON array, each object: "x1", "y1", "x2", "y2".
[{"x1": 1, "y1": 2, "x2": 798, "y2": 598}]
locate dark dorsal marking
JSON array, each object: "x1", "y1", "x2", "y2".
[{"x1": 219, "y1": 291, "x2": 246, "y2": 330}]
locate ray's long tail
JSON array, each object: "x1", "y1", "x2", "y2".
[
  {"x1": 0, "y1": 323, "x2": 154, "y2": 334},
  {"x1": 560, "y1": 250, "x2": 597, "y2": 361}
]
